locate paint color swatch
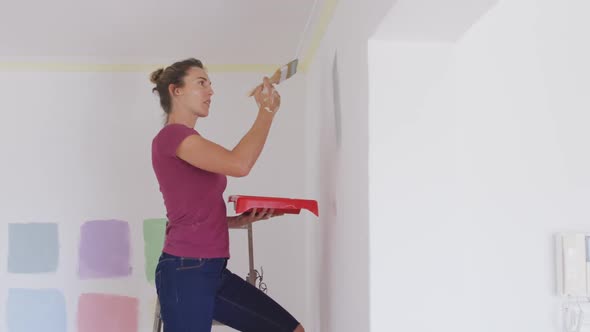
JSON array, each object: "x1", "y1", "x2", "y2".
[
  {"x1": 143, "y1": 218, "x2": 167, "y2": 283},
  {"x1": 8, "y1": 223, "x2": 59, "y2": 273},
  {"x1": 78, "y1": 220, "x2": 131, "y2": 279},
  {"x1": 7, "y1": 288, "x2": 66, "y2": 332},
  {"x1": 77, "y1": 293, "x2": 139, "y2": 332}
]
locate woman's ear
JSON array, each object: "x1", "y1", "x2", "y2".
[{"x1": 168, "y1": 84, "x2": 183, "y2": 96}]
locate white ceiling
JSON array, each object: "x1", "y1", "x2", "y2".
[
  {"x1": 0, "y1": 0, "x2": 326, "y2": 65},
  {"x1": 373, "y1": 0, "x2": 497, "y2": 42}
]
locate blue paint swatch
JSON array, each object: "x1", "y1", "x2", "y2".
[
  {"x1": 8, "y1": 223, "x2": 59, "y2": 273},
  {"x1": 7, "y1": 288, "x2": 67, "y2": 332}
]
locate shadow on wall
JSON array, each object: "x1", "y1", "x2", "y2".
[{"x1": 319, "y1": 50, "x2": 343, "y2": 331}]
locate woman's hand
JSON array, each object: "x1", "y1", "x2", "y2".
[
  {"x1": 253, "y1": 77, "x2": 281, "y2": 114},
  {"x1": 228, "y1": 208, "x2": 284, "y2": 228}
]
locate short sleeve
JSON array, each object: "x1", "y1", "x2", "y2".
[{"x1": 155, "y1": 124, "x2": 199, "y2": 158}]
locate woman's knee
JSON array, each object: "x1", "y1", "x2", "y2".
[{"x1": 294, "y1": 324, "x2": 305, "y2": 332}]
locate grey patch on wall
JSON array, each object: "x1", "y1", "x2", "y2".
[{"x1": 332, "y1": 52, "x2": 342, "y2": 148}]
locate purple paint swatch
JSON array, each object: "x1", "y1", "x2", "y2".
[{"x1": 78, "y1": 220, "x2": 132, "y2": 279}]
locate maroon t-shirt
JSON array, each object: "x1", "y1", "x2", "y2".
[{"x1": 151, "y1": 124, "x2": 229, "y2": 258}]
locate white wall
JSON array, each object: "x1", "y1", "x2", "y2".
[
  {"x1": 303, "y1": 1, "x2": 397, "y2": 331},
  {"x1": 207, "y1": 72, "x2": 309, "y2": 331},
  {"x1": 370, "y1": 0, "x2": 590, "y2": 331},
  {"x1": 0, "y1": 68, "x2": 308, "y2": 331}
]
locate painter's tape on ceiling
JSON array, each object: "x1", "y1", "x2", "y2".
[
  {"x1": 301, "y1": 0, "x2": 339, "y2": 72},
  {"x1": 0, "y1": 1, "x2": 339, "y2": 73},
  {"x1": 0, "y1": 62, "x2": 279, "y2": 73}
]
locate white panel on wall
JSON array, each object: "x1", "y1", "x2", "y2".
[{"x1": 369, "y1": 0, "x2": 590, "y2": 331}]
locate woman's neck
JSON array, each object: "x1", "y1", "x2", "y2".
[{"x1": 167, "y1": 110, "x2": 198, "y2": 128}]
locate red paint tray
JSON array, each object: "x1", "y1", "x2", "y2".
[{"x1": 228, "y1": 195, "x2": 319, "y2": 217}]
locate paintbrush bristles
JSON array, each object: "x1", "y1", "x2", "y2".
[{"x1": 286, "y1": 59, "x2": 298, "y2": 80}]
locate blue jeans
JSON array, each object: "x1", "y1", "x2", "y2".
[{"x1": 155, "y1": 252, "x2": 300, "y2": 332}]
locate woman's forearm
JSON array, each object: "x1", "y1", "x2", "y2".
[
  {"x1": 227, "y1": 215, "x2": 245, "y2": 229},
  {"x1": 231, "y1": 109, "x2": 275, "y2": 176}
]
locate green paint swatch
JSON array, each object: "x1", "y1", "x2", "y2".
[{"x1": 143, "y1": 219, "x2": 167, "y2": 283}]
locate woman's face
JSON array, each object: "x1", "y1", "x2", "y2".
[{"x1": 174, "y1": 66, "x2": 214, "y2": 117}]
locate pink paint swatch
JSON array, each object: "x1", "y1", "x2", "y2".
[{"x1": 77, "y1": 293, "x2": 138, "y2": 332}]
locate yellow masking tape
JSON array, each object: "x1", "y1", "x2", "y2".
[
  {"x1": 0, "y1": 62, "x2": 279, "y2": 73},
  {"x1": 301, "y1": 0, "x2": 340, "y2": 72},
  {"x1": 0, "y1": 1, "x2": 339, "y2": 73}
]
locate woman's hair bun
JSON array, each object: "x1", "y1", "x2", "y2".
[{"x1": 150, "y1": 68, "x2": 164, "y2": 84}]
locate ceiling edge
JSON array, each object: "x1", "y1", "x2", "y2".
[{"x1": 0, "y1": 1, "x2": 340, "y2": 73}]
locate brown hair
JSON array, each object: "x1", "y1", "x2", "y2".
[{"x1": 150, "y1": 58, "x2": 204, "y2": 119}]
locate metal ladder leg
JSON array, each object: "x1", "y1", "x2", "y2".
[
  {"x1": 153, "y1": 297, "x2": 162, "y2": 332},
  {"x1": 247, "y1": 223, "x2": 256, "y2": 286}
]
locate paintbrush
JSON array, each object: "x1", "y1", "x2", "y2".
[{"x1": 248, "y1": 59, "x2": 299, "y2": 96}]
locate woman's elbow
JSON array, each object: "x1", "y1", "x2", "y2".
[{"x1": 232, "y1": 163, "x2": 251, "y2": 178}]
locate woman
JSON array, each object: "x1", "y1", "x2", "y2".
[{"x1": 150, "y1": 58, "x2": 304, "y2": 332}]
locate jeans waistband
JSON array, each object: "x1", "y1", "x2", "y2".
[{"x1": 160, "y1": 252, "x2": 228, "y2": 261}]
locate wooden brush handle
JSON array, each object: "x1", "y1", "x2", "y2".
[{"x1": 248, "y1": 69, "x2": 281, "y2": 97}]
